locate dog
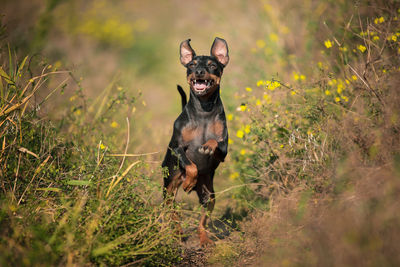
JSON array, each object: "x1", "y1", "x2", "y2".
[{"x1": 162, "y1": 37, "x2": 229, "y2": 246}]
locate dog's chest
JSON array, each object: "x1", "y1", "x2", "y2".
[{"x1": 181, "y1": 119, "x2": 223, "y2": 146}]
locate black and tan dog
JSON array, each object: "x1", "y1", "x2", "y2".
[{"x1": 162, "y1": 37, "x2": 229, "y2": 246}]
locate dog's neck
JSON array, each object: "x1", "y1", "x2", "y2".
[{"x1": 188, "y1": 86, "x2": 220, "y2": 112}]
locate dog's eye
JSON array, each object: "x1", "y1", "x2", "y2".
[
  {"x1": 209, "y1": 63, "x2": 217, "y2": 70},
  {"x1": 188, "y1": 62, "x2": 196, "y2": 68}
]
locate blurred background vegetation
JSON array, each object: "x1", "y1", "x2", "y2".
[{"x1": 1, "y1": 0, "x2": 400, "y2": 266}]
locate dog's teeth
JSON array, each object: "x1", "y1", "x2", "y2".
[{"x1": 194, "y1": 79, "x2": 197, "y2": 83}]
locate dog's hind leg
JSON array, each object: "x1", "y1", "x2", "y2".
[
  {"x1": 163, "y1": 172, "x2": 184, "y2": 236},
  {"x1": 195, "y1": 174, "x2": 215, "y2": 247}
]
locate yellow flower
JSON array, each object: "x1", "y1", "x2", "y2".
[
  {"x1": 245, "y1": 87, "x2": 253, "y2": 92},
  {"x1": 227, "y1": 114, "x2": 233, "y2": 121},
  {"x1": 293, "y1": 72, "x2": 300, "y2": 80},
  {"x1": 257, "y1": 80, "x2": 265, "y2": 86},
  {"x1": 300, "y1": 75, "x2": 306, "y2": 81},
  {"x1": 317, "y1": 62, "x2": 323, "y2": 68},
  {"x1": 373, "y1": 36, "x2": 380, "y2": 41},
  {"x1": 111, "y1": 121, "x2": 119, "y2": 128},
  {"x1": 256, "y1": 39, "x2": 266, "y2": 48},
  {"x1": 324, "y1": 39, "x2": 333, "y2": 48},
  {"x1": 391, "y1": 35, "x2": 397, "y2": 42},
  {"x1": 69, "y1": 95, "x2": 77, "y2": 102},
  {"x1": 374, "y1": 16, "x2": 385, "y2": 24},
  {"x1": 100, "y1": 143, "x2": 106, "y2": 150},
  {"x1": 240, "y1": 149, "x2": 246, "y2": 155},
  {"x1": 74, "y1": 109, "x2": 81, "y2": 116},
  {"x1": 238, "y1": 104, "x2": 247, "y2": 111},
  {"x1": 236, "y1": 130, "x2": 244, "y2": 138},
  {"x1": 339, "y1": 46, "x2": 348, "y2": 52},
  {"x1": 290, "y1": 91, "x2": 296, "y2": 95},
  {"x1": 341, "y1": 95, "x2": 349, "y2": 102},
  {"x1": 263, "y1": 94, "x2": 272, "y2": 104},
  {"x1": 358, "y1": 45, "x2": 367, "y2": 53},
  {"x1": 325, "y1": 90, "x2": 331, "y2": 96},
  {"x1": 337, "y1": 83, "x2": 344, "y2": 94},
  {"x1": 244, "y1": 125, "x2": 251, "y2": 134},
  {"x1": 228, "y1": 138, "x2": 233, "y2": 144},
  {"x1": 267, "y1": 80, "x2": 281, "y2": 90},
  {"x1": 269, "y1": 33, "x2": 279, "y2": 42},
  {"x1": 117, "y1": 86, "x2": 123, "y2": 91},
  {"x1": 256, "y1": 99, "x2": 262, "y2": 106},
  {"x1": 351, "y1": 75, "x2": 358, "y2": 81},
  {"x1": 230, "y1": 172, "x2": 239, "y2": 180},
  {"x1": 335, "y1": 97, "x2": 340, "y2": 102}
]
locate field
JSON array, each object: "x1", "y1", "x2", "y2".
[{"x1": 1, "y1": 0, "x2": 400, "y2": 266}]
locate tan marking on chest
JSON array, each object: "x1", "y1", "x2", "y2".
[
  {"x1": 207, "y1": 121, "x2": 224, "y2": 140},
  {"x1": 182, "y1": 126, "x2": 202, "y2": 143}
]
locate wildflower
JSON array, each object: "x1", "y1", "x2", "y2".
[
  {"x1": 257, "y1": 80, "x2": 265, "y2": 86},
  {"x1": 290, "y1": 91, "x2": 296, "y2": 95},
  {"x1": 280, "y1": 144, "x2": 284, "y2": 149},
  {"x1": 111, "y1": 121, "x2": 119, "y2": 128},
  {"x1": 324, "y1": 40, "x2": 333, "y2": 48},
  {"x1": 341, "y1": 95, "x2": 349, "y2": 102},
  {"x1": 357, "y1": 45, "x2": 367, "y2": 53},
  {"x1": 269, "y1": 33, "x2": 279, "y2": 42},
  {"x1": 391, "y1": 35, "x2": 397, "y2": 42},
  {"x1": 245, "y1": 87, "x2": 252, "y2": 92},
  {"x1": 237, "y1": 104, "x2": 247, "y2": 112},
  {"x1": 100, "y1": 143, "x2": 106, "y2": 150},
  {"x1": 345, "y1": 79, "x2": 350, "y2": 84},
  {"x1": 227, "y1": 114, "x2": 233, "y2": 121},
  {"x1": 300, "y1": 75, "x2": 306, "y2": 81},
  {"x1": 373, "y1": 36, "x2": 380, "y2": 41},
  {"x1": 317, "y1": 62, "x2": 323, "y2": 68},
  {"x1": 230, "y1": 172, "x2": 239, "y2": 180},
  {"x1": 240, "y1": 149, "x2": 246, "y2": 155},
  {"x1": 267, "y1": 80, "x2": 281, "y2": 90},
  {"x1": 69, "y1": 95, "x2": 77, "y2": 102},
  {"x1": 337, "y1": 83, "x2": 344, "y2": 94},
  {"x1": 228, "y1": 138, "x2": 233, "y2": 144},
  {"x1": 374, "y1": 16, "x2": 385, "y2": 24},
  {"x1": 335, "y1": 97, "x2": 340, "y2": 102},
  {"x1": 339, "y1": 46, "x2": 348, "y2": 52},
  {"x1": 142, "y1": 100, "x2": 147, "y2": 106},
  {"x1": 263, "y1": 94, "x2": 272, "y2": 104},
  {"x1": 244, "y1": 125, "x2": 251, "y2": 134},
  {"x1": 117, "y1": 86, "x2": 123, "y2": 91},
  {"x1": 256, "y1": 39, "x2": 266, "y2": 48},
  {"x1": 256, "y1": 99, "x2": 262, "y2": 106},
  {"x1": 293, "y1": 72, "x2": 300, "y2": 80},
  {"x1": 236, "y1": 130, "x2": 244, "y2": 138},
  {"x1": 325, "y1": 90, "x2": 331, "y2": 96},
  {"x1": 74, "y1": 109, "x2": 81, "y2": 116},
  {"x1": 351, "y1": 75, "x2": 358, "y2": 81}
]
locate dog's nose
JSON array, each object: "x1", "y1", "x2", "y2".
[{"x1": 195, "y1": 69, "x2": 205, "y2": 76}]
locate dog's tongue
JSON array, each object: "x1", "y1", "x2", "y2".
[{"x1": 194, "y1": 81, "x2": 207, "y2": 91}]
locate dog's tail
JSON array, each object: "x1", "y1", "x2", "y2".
[{"x1": 177, "y1": 85, "x2": 187, "y2": 110}]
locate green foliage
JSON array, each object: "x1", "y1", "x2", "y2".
[{"x1": 0, "y1": 42, "x2": 182, "y2": 266}]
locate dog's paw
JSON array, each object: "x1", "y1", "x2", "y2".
[
  {"x1": 198, "y1": 146, "x2": 214, "y2": 155},
  {"x1": 199, "y1": 230, "x2": 215, "y2": 247},
  {"x1": 198, "y1": 139, "x2": 218, "y2": 156},
  {"x1": 182, "y1": 163, "x2": 198, "y2": 192}
]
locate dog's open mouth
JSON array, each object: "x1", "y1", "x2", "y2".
[{"x1": 191, "y1": 79, "x2": 214, "y2": 93}]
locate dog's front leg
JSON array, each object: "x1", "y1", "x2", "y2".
[{"x1": 173, "y1": 147, "x2": 198, "y2": 192}]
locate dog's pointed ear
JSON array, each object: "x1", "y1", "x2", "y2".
[
  {"x1": 180, "y1": 39, "x2": 196, "y2": 66},
  {"x1": 210, "y1": 37, "x2": 229, "y2": 67}
]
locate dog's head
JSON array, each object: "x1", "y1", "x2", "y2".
[{"x1": 180, "y1": 37, "x2": 229, "y2": 97}]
